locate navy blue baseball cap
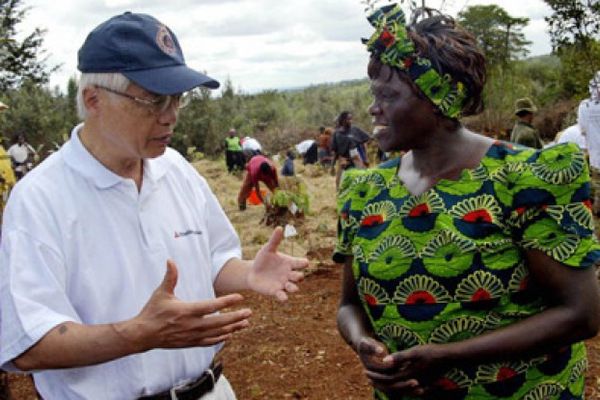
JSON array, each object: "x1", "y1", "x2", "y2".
[{"x1": 78, "y1": 12, "x2": 219, "y2": 95}]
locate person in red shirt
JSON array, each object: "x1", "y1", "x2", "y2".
[{"x1": 238, "y1": 154, "x2": 279, "y2": 210}]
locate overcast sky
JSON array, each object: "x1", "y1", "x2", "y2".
[{"x1": 19, "y1": 0, "x2": 554, "y2": 94}]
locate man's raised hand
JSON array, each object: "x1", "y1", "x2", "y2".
[{"x1": 247, "y1": 227, "x2": 308, "y2": 301}]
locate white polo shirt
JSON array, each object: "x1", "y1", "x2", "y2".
[
  {"x1": 579, "y1": 99, "x2": 600, "y2": 169},
  {"x1": 557, "y1": 124, "x2": 587, "y2": 151},
  {"x1": 0, "y1": 124, "x2": 242, "y2": 399},
  {"x1": 7, "y1": 142, "x2": 34, "y2": 163}
]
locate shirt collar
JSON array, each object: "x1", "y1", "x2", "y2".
[{"x1": 63, "y1": 123, "x2": 169, "y2": 189}]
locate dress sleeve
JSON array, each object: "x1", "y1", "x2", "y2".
[
  {"x1": 506, "y1": 143, "x2": 600, "y2": 268},
  {"x1": 332, "y1": 170, "x2": 364, "y2": 263}
]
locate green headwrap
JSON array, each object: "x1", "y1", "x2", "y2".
[{"x1": 363, "y1": 3, "x2": 468, "y2": 119}]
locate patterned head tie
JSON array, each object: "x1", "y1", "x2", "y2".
[{"x1": 362, "y1": 3, "x2": 468, "y2": 119}]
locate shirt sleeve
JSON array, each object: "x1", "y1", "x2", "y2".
[
  {"x1": 333, "y1": 170, "x2": 365, "y2": 263},
  {"x1": 578, "y1": 101, "x2": 589, "y2": 135},
  {"x1": 505, "y1": 143, "x2": 600, "y2": 268},
  {"x1": 0, "y1": 198, "x2": 79, "y2": 371}
]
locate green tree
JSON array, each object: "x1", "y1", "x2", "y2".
[
  {"x1": 544, "y1": 0, "x2": 600, "y2": 96},
  {"x1": 1, "y1": 81, "x2": 71, "y2": 153},
  {"x1": 0, "y1": 0, "x2": 57, "y2": 90},
  {"x1": 458, "y1": 5, "x2": 531, "y2": 68}
]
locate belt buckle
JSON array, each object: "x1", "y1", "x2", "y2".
[
  {"x1": 169, "y1": 381, "x2": 188, "y2": 400},
  {"x1": 169, "y1": 367, "x2": 216, "y2": 400},
  {"x1": 205, "y1": 367, "x2": 216, "y2": 387}
]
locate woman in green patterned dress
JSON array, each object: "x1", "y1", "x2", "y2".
[{"x1": 335, "y1": 4, "x2": 600, "y2": 400}]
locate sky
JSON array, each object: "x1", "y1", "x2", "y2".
[{"x1": 18, "y1": 0, "x2": 554, "y2": 94}]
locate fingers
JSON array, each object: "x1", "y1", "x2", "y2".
[
  {"x1": 169, "y1": 315, "x2": 252, "y2": 348},
  {"x1": 160, "y1": 260, "x2": 179, "y2": 295},
  {"x1": 358, "y1": 337, "x2": 393, "y2": 372},
  {"x1": 194, "y1": 308, "x2": 252, "y2": 331},
  {"x1": 284, "y1": 281, "x2": 299, "y2": 293},
  {"x1": 289, "y1": 271, "x2": 304, "y2": 282},
  {"x1": 291, "y1": 257, "x2": 309, "y2": 270},
  {"x1": 189, "y1": 293, "x2": 245, "y2": 316},
  {"x1": 264, "y1": 226, "x2": 284, "y2": 252},
  {"x1": 358, "y1": 337, "x2": 386, "y2": 357},
  {"x1": 274, "y1": 290, "x2": 288, "y2": 302},
  {"x1": 369, "y1": 377, "x2": 422, "y2": 397}
]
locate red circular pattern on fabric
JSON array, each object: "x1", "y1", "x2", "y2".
[
  {"x1": 463, "y1": 210, "x2": 493, "y2": 223},
  {"x1": 409, "y1": 203, "x2": 430, "y2": 217},
  {"x1": 362, "y1": 215, "x2": 384, "y2": 226},
  {"x1": 471, "y1": 288, "x2": 491, "y2": 302},
  {"x1": 406, "y1": 291, "x2": 436, "y2": 304}
]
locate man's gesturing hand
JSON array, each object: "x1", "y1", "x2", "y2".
[
  {"x1": 248, "y1": 227, "x2": 308, "y2": 301},
  {"x1": 125, "y1": 260, "x2": 251, "y2": 352}
]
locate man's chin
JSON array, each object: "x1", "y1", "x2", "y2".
[{"x1": 145, "y1": 146, "x2": 168, "y2": 159}]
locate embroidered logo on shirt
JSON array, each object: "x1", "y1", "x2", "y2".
[{"x1": 174, "y1": 230, "x2": 202, "y2": 238}]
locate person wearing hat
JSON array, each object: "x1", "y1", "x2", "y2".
[
  {"x1": 0, "y1": 12, "x2": 308, "y2": 400},
  {"x1": 510, "y1": 97, "x2": 543, "y2": 148}
]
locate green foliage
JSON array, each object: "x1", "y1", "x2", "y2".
[
  {"x1": 544, "y1": 0, "x2": 600, "y2": 95},
  {"x1": 271, "y1": 177, "x2": 310, "y2": 214},
  {"x1": 173, "y1": 79, "x2": 372, "y2": 158},
  {"x1": 0, "y1": 81, "x2": 72, "y2": 152},
  {"x1": 544, "y1": 0, "x2": 600, "y2": 50},
  {"x1": 458, "y1": 5, "x2": 531, "y2": 68},
  {"x1": 0, "y1": 0, "x2": 56, "y2": 91},
  {"x1": 556, "y1": 41, "x2": 600, "y2": 98}
]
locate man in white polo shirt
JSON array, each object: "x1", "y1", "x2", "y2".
[
  {"x1": 7, "y1": 133, "x2": 36, "y2": 179},
  {"x1": 0, "y1": 12, "x2": 307, "y2": 400}
]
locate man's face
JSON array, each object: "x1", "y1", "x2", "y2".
[
  {"x1": 96, "y1": 83, "x2": 179, "y2": 160},
  {"x1": 343, "y1": 115, "x2": 353, "y2": 129}
]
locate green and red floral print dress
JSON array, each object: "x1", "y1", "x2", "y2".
[{"x1": 334, "y1": 141, "x2": 600, "y2": 400}]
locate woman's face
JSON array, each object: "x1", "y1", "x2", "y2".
[{"x1": 368, "y1": 64, "x2": 437, "y2": 152}]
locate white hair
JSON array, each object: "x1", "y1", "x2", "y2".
[{"x1": 76, "y1": 73, "x2": 131, "y2": 119}]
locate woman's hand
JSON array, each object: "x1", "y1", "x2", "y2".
[{"x1": 357, "y1": 337, "x2": 425, "y2": 397}]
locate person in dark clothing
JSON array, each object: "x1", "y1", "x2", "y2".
[
  {"x1": 303, "y1": 141, "x2": 318, "y2": 165},
  {"x1": 281, "y1": 151, "x2": 295, "y2": 177},
  {"x1": 331, "y1": 111, "x2": 367, "y2": 189},
  {"x1": 510, "y1": 98, "x2": 543, "y2": 149}
]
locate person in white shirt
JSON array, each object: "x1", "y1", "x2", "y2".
[
  {"x1": 556, "y1": 123, "x2": 587, "y2": 151},
  {"x1": 0, "y1": 12, "x2": 307, "y2": 400},
  {"x1": 7, "y1": 133, "x2": 36, "y2": 179},
  {"x1": 579, "y1": 71, "x2": 600, "y2": 215}
]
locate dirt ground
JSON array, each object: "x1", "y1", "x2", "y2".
[{"x1": 5, "y1": 160, "x2": 600, "y2": 399}]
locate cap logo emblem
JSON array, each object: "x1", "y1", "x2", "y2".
[{"x1": 156, "y1": 24, "x2": 176, "y2": 55}]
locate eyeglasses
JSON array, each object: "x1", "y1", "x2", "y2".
[{"x1": 95, "y1": 86, "x2": 190, "y2": 115}]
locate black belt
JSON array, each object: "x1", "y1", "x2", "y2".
[{"x1": 138, "y1": 361, "x2": 223, "y2": 400}]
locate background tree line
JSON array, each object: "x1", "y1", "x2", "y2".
[{"x1": 1, "y1": 0, "x2": 599, "y2": 159}]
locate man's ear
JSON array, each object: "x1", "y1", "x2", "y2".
[{"x1": 82, "y1": 87, "x2": 101, "y2": 115}]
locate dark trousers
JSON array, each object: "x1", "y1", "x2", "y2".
[{"x1": 226, "y1": 151, "x2": 244, "y2": 172}]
